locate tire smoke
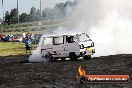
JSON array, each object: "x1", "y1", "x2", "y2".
[
  {"x1": 60, "y1": 0, "x2": 132, "y2": 57},
  {"x1": 29, "y1": 34, "x2": 47, "y2": 62}
]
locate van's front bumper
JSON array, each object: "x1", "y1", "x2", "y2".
[{"x1": 80, "y1": 47, "x2": 95, "y2": 56}]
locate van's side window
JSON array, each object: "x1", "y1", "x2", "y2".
[
  {"x1": 53, "y1": 37, "x2": 64, "y2": 45},
  {"x1": 66, "y1": 36, "x2": 75, "y2": 43},
  {"x1": 43, "y1": 38, "x2": 53, "y2": 45}
]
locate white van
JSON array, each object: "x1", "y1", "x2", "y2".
[{"x1": 41, "y1": 33, "x2": 95, "y2": 61}]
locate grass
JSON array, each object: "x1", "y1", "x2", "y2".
[
  {"x1": 0, "y1": 42, "x2": 37, "y2": 56},
  {"x1": 0, "y1": 20, "x2": 59, "y2": 33}
]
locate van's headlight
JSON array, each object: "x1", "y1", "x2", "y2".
[
  {"x1": 80, "y1": 44, "x2": 84, "y2": 49},
  {"x1": 92, "y1": 49, "x2": 95, "y2": 53},
  {"x1": 91, "y1": 42, "x2": 94, "y2": 47}
]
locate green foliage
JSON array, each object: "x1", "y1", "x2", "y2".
[
  {"x1": 1, "y1": 0, "x2": 78, "y2": 33},
  {"x1": 3, "y1": 1, "x2": 76, "y2": 25},
  {"x1": 10, "y1": 8, "x2": 18, "y2": 24},
  {"x1": 5, "y1": 11, "x2": 11, "y2": 24},
  {"x1": 19, "y1": 13, "x2": 28, "y2": 23}
]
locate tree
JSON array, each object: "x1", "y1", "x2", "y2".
[
  {"x1": 4, "y1": 11, "x2": 11, "y2": 24},
  {"x1": 42, "y1": 8, "x2": 53, "y2": 20},
  {"x1": 35, "y1": 9, "x2": 41, "y2": 21},
  {"x1": 3, "y1": 1, "x2": 77, "y2": 24},
  {"x1": 19, "y1": 13, "x2": 28, "y2": 23},
  {"x1": 53, "y1": 3, "x2": 65, "y2": 19},
  {"x1": 42, "y1": 9, "x2": 46, "y2": 19},
  {"x1": 30, "y1": 7, "x2": 36, "y2": 21},
  {"x1": 30, "y1": 7, "x2": 36, "y2": 14},
  {"x1": 10, "y1": 8, "x2": 18, "y2": 24}
]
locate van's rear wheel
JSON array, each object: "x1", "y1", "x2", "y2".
[
  {"x1": 83, "y1": 55, "x2": 91, "y2": 60},
  {"x1": 45, "y1": 53, "x2": 54, "y2": 62},
  {"x1": 69, "y1": 53, "x2": 77, "y2": 61}
]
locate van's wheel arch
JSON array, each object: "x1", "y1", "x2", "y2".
[{"x1": 69, "y1": 52, "x2": 77, "y2": 61}]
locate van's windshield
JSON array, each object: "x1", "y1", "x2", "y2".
[{"x1": 78, "y1": 34, "x2": 90, "y2": 42}]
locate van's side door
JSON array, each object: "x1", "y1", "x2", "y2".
[
  {"x1": 65, "y1": 36, "x2": 80, "y2": 56},
  {"x1": 53, "y1": 36, "x2": 68, "y2": 57}
]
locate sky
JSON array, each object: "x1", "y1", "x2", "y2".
[{"x1": 0, "y1": 0, "x2": 74, "y2": 19}]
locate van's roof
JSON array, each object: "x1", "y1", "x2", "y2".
[{"x1": 42, "y1": 33, "x2": 86, "y2": 38}]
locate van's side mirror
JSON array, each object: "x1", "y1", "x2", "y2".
[
  {"x1": 80, "y1": 44, "x2": 84, "y2": 49},
  {"x1": 89, "y1": 39, "x2": 92, "y2": 41}
]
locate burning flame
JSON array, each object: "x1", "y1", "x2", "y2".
[{"x1": 78, "y1": 66, "x2": 86, "y2": 76}]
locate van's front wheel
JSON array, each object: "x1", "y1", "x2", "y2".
[
  {"x1": 69, "y1": 53, "x2": 77, "y2": 61},
  {"x1": 83, "y1": 55, "x2": 91, "y2": 60}
]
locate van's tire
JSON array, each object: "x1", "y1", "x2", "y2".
[
  {"x1": 69, "y1": 52, "x2": 77, "y2": 61},
  {"x1": 61, "y1": 58, "x2": 66, "y2": 61},
  {"x1": 83, "y1": 55, "x2": 91, "y2": 60},
  {"x1": 45, "y1": 53, "x2": 54, "y2": 62}
]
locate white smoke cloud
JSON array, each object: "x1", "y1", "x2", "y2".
[
  {"x1": 74, "y1": 0, "x2": 132, "y2": 56},
  {"x1": 55, "y1": 0, "x2": 132, "y2": 56},
  {"x1": 29, "y1": 34, "x2": 47, "y2": 62}
]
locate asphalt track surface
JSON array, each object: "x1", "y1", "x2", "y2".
[{"x1": 0, "y1": 54, "x2": 132, "y2": 88}]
